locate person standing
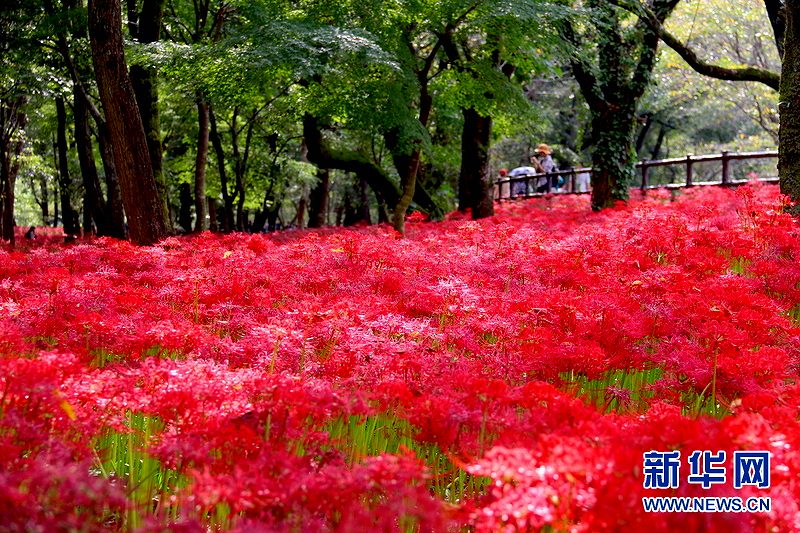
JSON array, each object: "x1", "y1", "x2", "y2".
[{"x1": 532, "y1": 144, "x2": 556, "y2": 192}]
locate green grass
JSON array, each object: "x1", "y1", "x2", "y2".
[
  {"x1": 787, "y1": 303, "x2": 800, "y2": 326},
  {"x1": 326, "y1": 413, "x2": 488, "y2": 504},
  {"x1": 561, "y1": 368, "x2": 663, "y2": 413},
  {"x1": 94, "y1": 412, "x2": 183, "y2": 528},
  {"x1": 90, "y1": 346, "x2": 185, "y2": 368},
  {"x1": 560, "y1": 367, "x2": 729, "y2": 419}
]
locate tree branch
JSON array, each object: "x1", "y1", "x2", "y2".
[
  {"x1": 618, "y1": 0, "x2": 780, "y2": 91},
  {"x1": 557, "y1": 19, "x2": 603, "y2": 109},
  {"x1": 659, "y1": 25, "x2": 780, "y2": 91},
  {"x1": 303, "y1": 114, "x2": 443, "y2": 218}
]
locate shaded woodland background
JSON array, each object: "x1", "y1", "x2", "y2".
[{"x1": 0, "y1": 0, "x2": 785, "y2": 243}]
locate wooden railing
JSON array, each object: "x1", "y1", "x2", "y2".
[{"x1": 495, "y1": 150, "x2": 779, "y2": 200}]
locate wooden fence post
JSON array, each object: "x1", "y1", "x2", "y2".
[
  {"x1": 686, "y1": 155, "x2": 693, "y2": 187},
  {"x1": 721, "y1": 151, "x2": 730, "y2": 184},
  {"x1": 641, "y1": 161, "x2": 649, "y2": 190}
]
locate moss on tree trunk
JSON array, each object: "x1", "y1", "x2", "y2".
[
  {"x1": 590, "y1": 106, "x2": 637, "y2": 210},
  {"x1": 780, "y1": 1, "x2": 800, "y2": 213}
]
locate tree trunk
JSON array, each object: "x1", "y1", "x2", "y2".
[
  {"x1": 266, "y1": 201, "x2": 281, "y2": 232},
  {"x1": 780, "y1": 0, "x2": 800, "y2": 212},
  {"x1": 458, "y1": 107, "x2": 494, "y2": 219},
  {"x1": 590, "y1": 105, "x2": 638, "y2": 210},
  {"x1": 178, "y1": 182, "x2": 193, "y2": 232},
  {"x1": 296, "y1": 195, "x2": 307, "y2": 230},
  {"x1": 564, "y1": 0, "x2": 678, "y2": 211},
  {"x1": 0, "y1": 150, "x2": 17, "y2": 243},
  {"x1": 39, "y1": 175, "x2": 50, "y2": 225},
  {"x1": 96, "y1": 123, "x2": 126, "y2": 238},
  {"x1": 0, "y1": 152, "x2": 13, "y2": 243},
  {"x1": 308, "y1": 167, "x2": 329, "y2": 228},
  {"x1": 55, "y1": 97, "x2": 79, "y2": 237},
  {"x1": 53, "y1": 182, "x2": 60, "y2": 228},
  {"x1": 0, "y1": 97, "x2": 26, "y2": 244},
  {"x1": 130, "y1": 0, "x2": 169, "y2": 230},
  {"x1": 207, "y1": 196, "x2": 218, "y2": 231},
  {"x1": 635, "y1": 114, "x2": 653, "y2": 156},
  {"x1": 651, "y1": 124, "x2": 667, "y2": 161},
  {"x1": 765, "y1": 0, "x2": 786, "y2": 58},
  {"x1": 358, "y1": 176, "x2": 371, "y2": 224},
  {"x1": 74, "y1": 85, "x2": 111, "y2": 236},
  {"x1": 194, "y1": 95, "x2": 209, "y2": 231},
  {"x1": 234, "y1": 111, "x2": 256, "y2": 232},
  {"x1": 209, "y1": 107, "x2": 234, "y2": 232},
  {"x1": 374, "y1": 188, "x2": 390, "y2": 224},
  {"x1": 88, "y1": 0, "x2": 170, "y2": 245}
]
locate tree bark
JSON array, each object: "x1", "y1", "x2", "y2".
[
  {"x1": 96, "y1": 123, "x2": 126, "y2": 238},
  {"x1": 0, "y1": 98, "x2": 26, "y2": 244},
  {"x1": 780, "y1": 0, "x2": 800, "y2": 212},
  {"x1": 563, "y1": 0, "x2": 679, "y2": 210},
  {"x1": 458, "y1": 107, "x2": 494, "y2": 219},
  {"x1": 651, "y1": 124, "x2": 667, "y2": 161},
  {"x1": 38, "y1": 174, "x2": 50, "y2": 225},
  {"x1": 130, "y1": 0, "x2": 170, "y2": 229},
  {"x1": 296, "y1": 195, "x2": 307, "y2": 230},
  {"x1": 765, "y1": 0, "x2": 786, "y2": 58},
  {"x1": 589, "y1": 104, "x2": 638, "y2": 210},
  {"x1": 88, "y1": 0, "x2": 170, "y2": 245},
  {"x1": 0, "y1": 152, "x2": 13, "y2": 243},
  {"x1": 234, "y1": 110, "x2": 256, "y2": 231},
  {"x1": 207, "y1": 196, "x2": 218, "y2": 231},
  {"x1": 635, "y1": 114, "x2": 653, "y2": 156},
  {"x1": 74, "y1": 84, "x2": 112, "y2": 236},
  {"x1": 178, "y1": 182, "x2": 192, "y2": 232},
  {"x1": 194, "y1": 95, "x2": 210, "y2": 231},
  {"x1": 209, "y1": 107, "x2": 234, "y2": 232},
  {"x1": 55, "y1": 97, "x2": 79, "y2": 237},
  {"x1": 358, "y1": 176, "x2": 371, "y2": 225},
  {"x1": 308, "y1": 167, "x2": 329, "y2": 228}
]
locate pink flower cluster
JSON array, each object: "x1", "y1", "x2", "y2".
[{"x1": 1, "y1": 184, "x2": 799, "y2": 530}]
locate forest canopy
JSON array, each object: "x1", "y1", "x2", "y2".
[{"x1": 0, "y1": 0, "x2": 790, "y2": 244}]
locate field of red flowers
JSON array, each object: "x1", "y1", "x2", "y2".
[{"x1": 2, "y1": 183, "x2": 799, "y2": 531}]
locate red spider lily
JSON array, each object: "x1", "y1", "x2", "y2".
[{"x1": 1, "y1": 183, "x2": 800, "y2": 529}]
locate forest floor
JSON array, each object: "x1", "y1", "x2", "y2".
[{"x1": 1, "y1": 183, "x2": 799, "y2": 531}]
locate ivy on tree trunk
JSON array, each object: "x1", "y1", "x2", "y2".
[
  {"x1": 562, "y1": 0, "x2": 679, "y2": 210},
  {"x1": 780, "y1": 0, "x2": 800, "y2": 212}
]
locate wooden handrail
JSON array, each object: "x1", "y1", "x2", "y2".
[{"x1": 494, "y1": 150, "x2": 778, "y2": 200}]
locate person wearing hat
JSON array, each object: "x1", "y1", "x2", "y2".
[{"x1": 532, "y1": 143, "x2": 557, "y2": 193}]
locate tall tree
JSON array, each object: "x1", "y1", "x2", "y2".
[
  {"x1": 45, "y1": 0, "x2": 127, "y2": 237},
  {"x1": 129, "y1": 0, "x2": 172, "y2": 229},
  {"x1": 561, "y1": 0, "x2": 679, "y2": 210},
  {"x1": 780, "y1": 1, "x2": 800, "y2": 212},
  {"x1": 307, "y1": 167, "x2": 329, "y2": 228},
  {"x1": 194, "y1": 93, "x2": 209, "y2": 231},
  {"x1": 626, "y1": 0, "x2": 800, "y2": 206},
  {"x1": 88, "y1": 0, "x2": 169, "y2": 244},
  {"x1": 0, "y1": 0, "x2": 37, "y2": 243},
  {"x1": 441, "y1": 27, "x2": 520, "y2": 220},
  {"x1": 0, "y1": 96, "x2": 26, "y2": 244},
  {"x1": 54, "y1": 96, "x2": 79, "y2": 236}
]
